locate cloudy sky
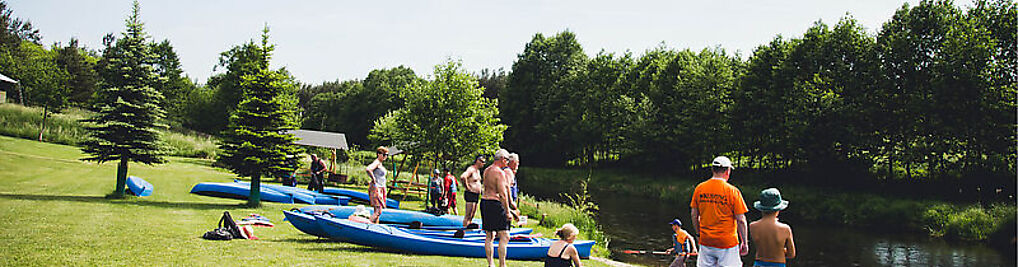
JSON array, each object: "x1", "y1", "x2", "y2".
[{"x1": 9, "y1": 0, "x2": 977, "y2": 84}]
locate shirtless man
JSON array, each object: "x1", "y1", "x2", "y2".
[
  {"x1": 460, "y1": 155, "x2": 486, "y2": 227},
  {"x1": 749, "y1": 188, "x2": 796, "y2": 267},
  {"x1": 482, "y1": 149, "x2": 513, "y2": 267}
]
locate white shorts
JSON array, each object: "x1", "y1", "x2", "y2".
[{"x1": 697, "y1": 245, "x2": 742, "y2": 267}]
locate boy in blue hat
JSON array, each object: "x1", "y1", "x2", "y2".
[
  {"x1": 749, "y1": 188, "x2": 796, "y2": 267},
  {"x1": 664, "y1": 218, "x2": 697, "y2": 267}
]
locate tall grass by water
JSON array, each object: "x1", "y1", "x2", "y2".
[
  {"x1": 0, "y1": 103, "x2": 218, "y2": 159},
  {"x1": 522, "y1": 167, "x2": 1017, "y2": 244}
]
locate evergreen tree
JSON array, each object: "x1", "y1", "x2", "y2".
[
  {"x1": 217, "y1": 27, "x2": 300, "y2": 207},
  {"x1": 80, "y1": 1, "x2": 166, "y2": 198}
]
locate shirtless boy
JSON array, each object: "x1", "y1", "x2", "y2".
[
  {"x1": 482, "y1": 149, "x2": 513, "y2": 267},
  {"x1": 749, "y1": 188, "x2": 796, "y2": 267},
  {"x1": 460, "y1": 155, "x2": 485, "y2": 227}
]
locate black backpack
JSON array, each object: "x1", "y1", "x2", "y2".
[{"x1": 202, "y1": 211, "x2": 244, "y2": 240}]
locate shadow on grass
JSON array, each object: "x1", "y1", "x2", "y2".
[
  {"x1": 0, "y1": 193, "x2": 244, "y2": 210},
  {"x1": 265, "y1": 238, "x2": 404, "y2": 254}
]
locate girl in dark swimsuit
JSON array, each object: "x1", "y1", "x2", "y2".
[{"x1": 545, "y1": 223, "x2": 582, "y2": 267}]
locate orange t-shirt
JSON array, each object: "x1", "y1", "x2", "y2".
[{"x1": 689, "y1": 178, "x2": 748, "y2": 248}]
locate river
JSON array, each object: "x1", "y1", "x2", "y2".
[{"x1": 522, "y1": 183, "x2": 1013, "y2": 267}]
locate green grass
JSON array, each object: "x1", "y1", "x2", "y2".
[
  {"x1": 0, "y1": 103, "x2": 218, "y2": 159},
  {"x1": 0, "y1": 136, "x2": 612, "y2": 266}
]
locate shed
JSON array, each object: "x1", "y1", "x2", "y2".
[
  {"x1": 0, "y1": 72, "x2": 17, "y2": 104},
  {"x1": 286, "y1": 129, "x2": 349, "y2": 182}
]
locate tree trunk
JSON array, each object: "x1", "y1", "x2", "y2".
[
  {"x1": 37, "y1": 105, "x2": 48, "y2": 141},
  {"x1": 248, "y1": 174, "x2": 262, "y2": 207},
  {"x1": 114, "y1": 157, "x2": 128, "y2": 198}
]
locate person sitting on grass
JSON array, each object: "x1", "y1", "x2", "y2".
[
  {"x1": 664, "y1": 218, "x2": 697, "y2": 267},
  {"x1": 545, "y1": 223, "x2": 582, "y2": 267},
  {"x1": 749, "y1": 188, "x2": 796, "y2": 267}
]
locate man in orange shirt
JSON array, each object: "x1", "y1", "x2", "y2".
[{"x1": 690, "y1": 156, "x2": 749, "y2": 267}]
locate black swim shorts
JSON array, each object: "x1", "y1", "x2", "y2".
[
  {"x1": 480, "y1": 199, "x2": 511, "y2": 231},
  {"x1": 464, "y1": 191, "x2": 480, "y2": 203}
]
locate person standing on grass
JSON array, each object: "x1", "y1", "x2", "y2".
[
  {"x1": 504, "y1": 153, "x2": 521, "y2": 221},
  {"x1": 483, "y1": 149, "x2": 513, "y2": 267},
  {"x1": 460, "y1": 155, "x2": 486, "y2": 227},
  {"x1": 749, "y1": 188, "x2": 795, "y2": 267},
  {"x1": 444, "y1": 168, "x2": 459, "y2": 215},
  {"x1": 690, "y1": 156, "x2": 749, "y2": 267},
  {"x1": 308, "y1": 154, "x2": 326, "y2": 192},
  {"x1": 365, "y1": 146, "x2": 389, "y2": 224}
]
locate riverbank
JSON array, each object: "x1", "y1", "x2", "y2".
[
  {"x1": 0, "y1": 136, "x2": 611, "y2": 266},
  {"x1": 519, "y1": 167, "x2": 1016, "y2": 249}
]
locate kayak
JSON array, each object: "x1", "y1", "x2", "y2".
[
  {"x1": 315, "y1": 216, "x2": 594, "y2": 259},
  {"x1": 283, "y1": 210, "x2": 531, "y2": 239},
  {"x1": 125, "y1": 176, "x2": 153, "y2": 197},
  {"x1": 234, "y1": 181, "x2": 349, "y2": 205},
  {"x1": 299, "y1": 205, "x2": 479, "y2": 227},
  {"x1": 283, "y1": 210, "x2": 329, "y2": 238},
  {"x1": 190, "y1": 182, "x2": 313, "y2": 204},
  {"x1": 321, "y1": 187, "x2": 399, "y2": 209}
]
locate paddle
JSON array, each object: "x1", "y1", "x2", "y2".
[{"x1": 621, "y1": 250, "x2": 697, "y2": 256}]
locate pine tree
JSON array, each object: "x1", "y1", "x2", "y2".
[
  {"x1": 217, "y1": 27, "x2": 300, "y2": 207},
  {"x1": 80, "y1": 1, "x2": 165, "y2": 198}
]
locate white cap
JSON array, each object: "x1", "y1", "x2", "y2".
[{"x1": 712, "y1": 156, "x2": 735, "y2": 169}]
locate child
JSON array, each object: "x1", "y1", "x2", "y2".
[
  {"x1": 443, "y1": 168, "x2": 459, "y2": 215},
  {"x1": 664, "y1": 219, "x2": 697, "y2": 267},
  {"x1": 749, "y1": 188, "x2": 796, "y2": 267}
]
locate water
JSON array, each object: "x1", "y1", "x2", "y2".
[{"x1": 524, "y1": 184, "x2": 1013, "y2": 266}]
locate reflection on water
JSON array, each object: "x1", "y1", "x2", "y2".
[{"x1": 524, "y1": 182, "x2": 1012, "y2": 267}]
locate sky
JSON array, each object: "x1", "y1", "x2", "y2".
[{"x1": 9, "y1": 0, "x2": 978, "y2": 85}]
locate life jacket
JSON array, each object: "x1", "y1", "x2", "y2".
[{"x1": 673, "y1": 229, "x2": 692, "y2": 254}]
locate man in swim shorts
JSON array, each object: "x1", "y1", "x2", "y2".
[
  {"x1": 482, "y1": 149, "x2": 513, "y2": 267},
  {"x1": 460, "y1": 155, "x2": 485, "y2": 227}
]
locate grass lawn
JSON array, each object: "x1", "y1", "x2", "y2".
[{"x1": 0, "y1": 135, "x2": 612, "y2": 266}]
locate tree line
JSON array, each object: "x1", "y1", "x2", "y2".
[{"x1": 497, "y1": 0, "x2": 1015, "y2": 199}]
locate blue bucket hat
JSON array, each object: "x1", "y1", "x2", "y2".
[{"x1": 753, "y1": 188, "x2": 789, "y2": 211}]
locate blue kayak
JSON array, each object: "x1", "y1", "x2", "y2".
[
  {"x1": 283, "y1": 210, "x2": 530, "y2": 239},
  {"x1": 283, "y1": 210, "x2": 329, "y2": 238},
  {"x1": 315, "y1": 216, "x2": 594, "y2": 259},
  {"x1": 190, "y1": 182, "x2": 313, "y2": 204},
  {"x1": 321, "y1": 188, "x2": 399, "y2": 209},
  {"x1": 125, "y1": 176, "x2": 153, "y2": 197},
  {"x1": 299, "y1": 205, "x2": 479, "y2": 227},
  {"x1": 234, "y1": 181, "x2": 349, "y2": 205}
]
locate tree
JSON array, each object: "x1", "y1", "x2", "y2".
[
  {"x1": 625, "y1": 47, "x2": 742, "y2": 169},
  {"x1": 201, "y1": 39, "x2": 273, "y2": 134},
  {"x1": 549, "y1": 51, "x2": 634, "y2": 166},
  {"x1": 370, "y1": 60, "x2": 506, "y2": 168},
  {"x1": 150, "y1": 39, "x2": 195, "y2": 126},
  {"x1": 0, "y1": 0, "x2": 39, "y2": 50},
  {"x1": 477, "y1": 68, "x2": 508, "y2": 99},
  {"x1": 80, "y1": 1, "x2": 166, "y2": 198},
  {"x1": 217, "y1": 26, "x2": 300, "y2": 207},
  {"x1": 502, "y1": 31, "x2": 587, "y2": 166},
  {"x1": 54, "y1": 38, "x2": 99, "y2": 106}
]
